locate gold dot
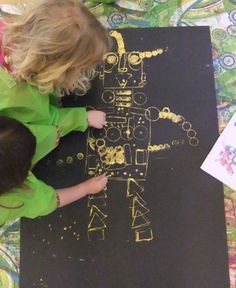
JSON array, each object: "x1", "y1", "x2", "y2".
[
  {"x1": 66, "y1": 156, "x2": 73, "y2": 164},
  {"x1": 77, "y1": 153, "x2": 84, "y2": 160},
  {"x1": 56, "y1": 159, "x2": 64, "y2": 166}
]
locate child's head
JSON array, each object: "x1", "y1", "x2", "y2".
[
  {"x1": 0, "y1": 116, "x2": 36, "y2": 194},
  {"x1": 3, "y1": 0, "x2": 111, "y2": 95}
]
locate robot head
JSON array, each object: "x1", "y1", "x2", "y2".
[{"x1": 99, "y1": 31, "x2": 164, "y2": 89}]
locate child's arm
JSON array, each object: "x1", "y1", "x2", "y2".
[
  {"x1": 56, "y1": 173, "x2": 107, "y2": 207},
  {"x1": 0, "y1": 172, "x2": 108, "y2": 225},
  {"x1": 49, "y1": 106, "x2": 106, "y2": 137}
]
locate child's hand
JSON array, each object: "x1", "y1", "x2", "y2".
[
  {"x1": 87, "y1": 110, "x2": 106, "y2": 129},
  {"x1": 56, "y1": 173, "x2": 108, "y2": 207},
  {"x1": 82, "y1": 173, "x2": 108, "y2": 195}
]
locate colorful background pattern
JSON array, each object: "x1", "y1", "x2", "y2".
[{"x1": 0, "y1": 0, "x2": 235, "y2": 287}]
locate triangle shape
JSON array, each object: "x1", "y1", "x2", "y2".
[
  {"x1": 89, "y1": 205, "x2": 108, "y2": 219},
  {"x1": 88, "y1": 198, "x2": 106, "y2": 207},
  {"x1": 129, "y1": 193, "x2": 147, "y2": 208},
  {"x1": 131, "y1": 210, "x2": 150, "y2": 229},
  {"x1": 130, "y1": 197, "x2": 150, "y2": 217},
  {"x1": 127, "y1": 178, "x2": 144, "y2": 197},
  {"x1": 88, "y1": 212, "x2": 106, "y2": 230}
]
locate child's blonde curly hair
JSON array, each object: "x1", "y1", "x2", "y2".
[{"x1": 2, "y1": 0, "x2": 111, "y2": 95}]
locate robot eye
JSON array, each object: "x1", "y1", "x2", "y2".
[
  {"x1": 104, "y1": 53, "x2": 119, "y2": 72},
  {"x1": 107, "y1": 54, "x2": 118, "y2": 64},
  {"x1": 128, "y1": 53, "x2": 141, "y2": 65},
  {"x1": 128, "y1": 53, "x2": 142, "y2": 71}
]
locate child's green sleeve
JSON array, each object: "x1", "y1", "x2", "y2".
[
  {"x1": 25, "y1": 124, "x2": 58, "y2": 165},
  {"x1": 0, "y1": 172, "x2": 57, "y2": 226},
  {"x1": 49, "y1": 105, "x2": 88, "y2": 137}
]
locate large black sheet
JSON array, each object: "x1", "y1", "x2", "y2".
[{"x1": 21, "y1": 27, "x2": 229, "y2": 288}]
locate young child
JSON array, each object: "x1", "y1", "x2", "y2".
[{"x1": 0, "y1": 0, "x2": 111, "y2": 225}]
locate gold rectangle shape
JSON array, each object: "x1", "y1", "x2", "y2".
[{"x1": 135, "y1": 149, "x2": 147, "y2": 165}]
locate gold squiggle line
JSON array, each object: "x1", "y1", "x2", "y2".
[
  {"x1": 158, "y1": 107, "x2": 183, "y2": 123},
  {"x1": 148, "y1": 144, "x2": 171, "y2": 152},
  {"x1": 140, "y1": 49, "x2": 164, "y2": 59},
  {"x1": 110, "y1": 31, "x2": 126, "y2": 56}
]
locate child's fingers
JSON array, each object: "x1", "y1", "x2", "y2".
[{"x1": 96, "y1": 172, "x2": 107, "y2": 179}]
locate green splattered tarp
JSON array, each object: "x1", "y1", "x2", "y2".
[{"x1": 0, "y1": 0, "x2": 235, "y2": 287}]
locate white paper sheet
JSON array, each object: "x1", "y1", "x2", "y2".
[{"x1": 201, "y1": 112, "x2": 236, "y2": 191}]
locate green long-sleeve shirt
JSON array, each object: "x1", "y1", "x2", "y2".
[{"x1": 0, "y1": 67, "x2": 88, "y2": 225}]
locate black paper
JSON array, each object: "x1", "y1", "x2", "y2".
[{"x1": 20, "y1": 27, "x2": 229, "y2": 288}]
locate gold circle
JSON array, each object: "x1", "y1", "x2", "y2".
[
  {"x1": 128, "y1": 53, "x2": 141, "y2": 65},
  {"x1": 102, "y1": 163, "x2": 110, "y2": 169},
  {"x1": 101, "y1": 90, "x2": 115, "y2": 104},
  {"x1": 182, "y1": 122, "x2": 192, "y2": 131},
  {"x1": 100, "y1": 155, "x2": 107, "y2": 162},
  {"x1": 115, "y1": 146, "x2": 123, "y2": 152},
  {"x1": 189, "y1": 137, "x2": 199, "y2": 147},
  {"x1": 145, "y1": 107, "x2": 160, "y2": 122},
  {"x1": 56, "y1": 159, "x2": 64, "y2": 166},
  {"x1": 98, "y1": 147, "x2": 107, "y2": 155},
  {"x1": 66, "y1": 156, "x2": 74, "y2": 164},
  {"x1": 107, "y1": 54, "x2": 118, "y2": 64},
  {"x1": 76, "y1": 153, "x2": 84, "y2": 160},
  {"x1": 96, "y1": 139, "x2": 105, "y2": 147},
  {"x1": 162, "y1": 107, "x2": 170, "y2": 113},
  {"x1": 133, "y1": 92, "x2": 147, "y2": 105},
  {"x1": 187, "y1": 129, "x2": 197, "y2": 138}
]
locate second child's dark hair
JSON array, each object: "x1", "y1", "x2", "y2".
[{"x1": 0, "y1": 116, "x2": 36, "y2": 194}]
